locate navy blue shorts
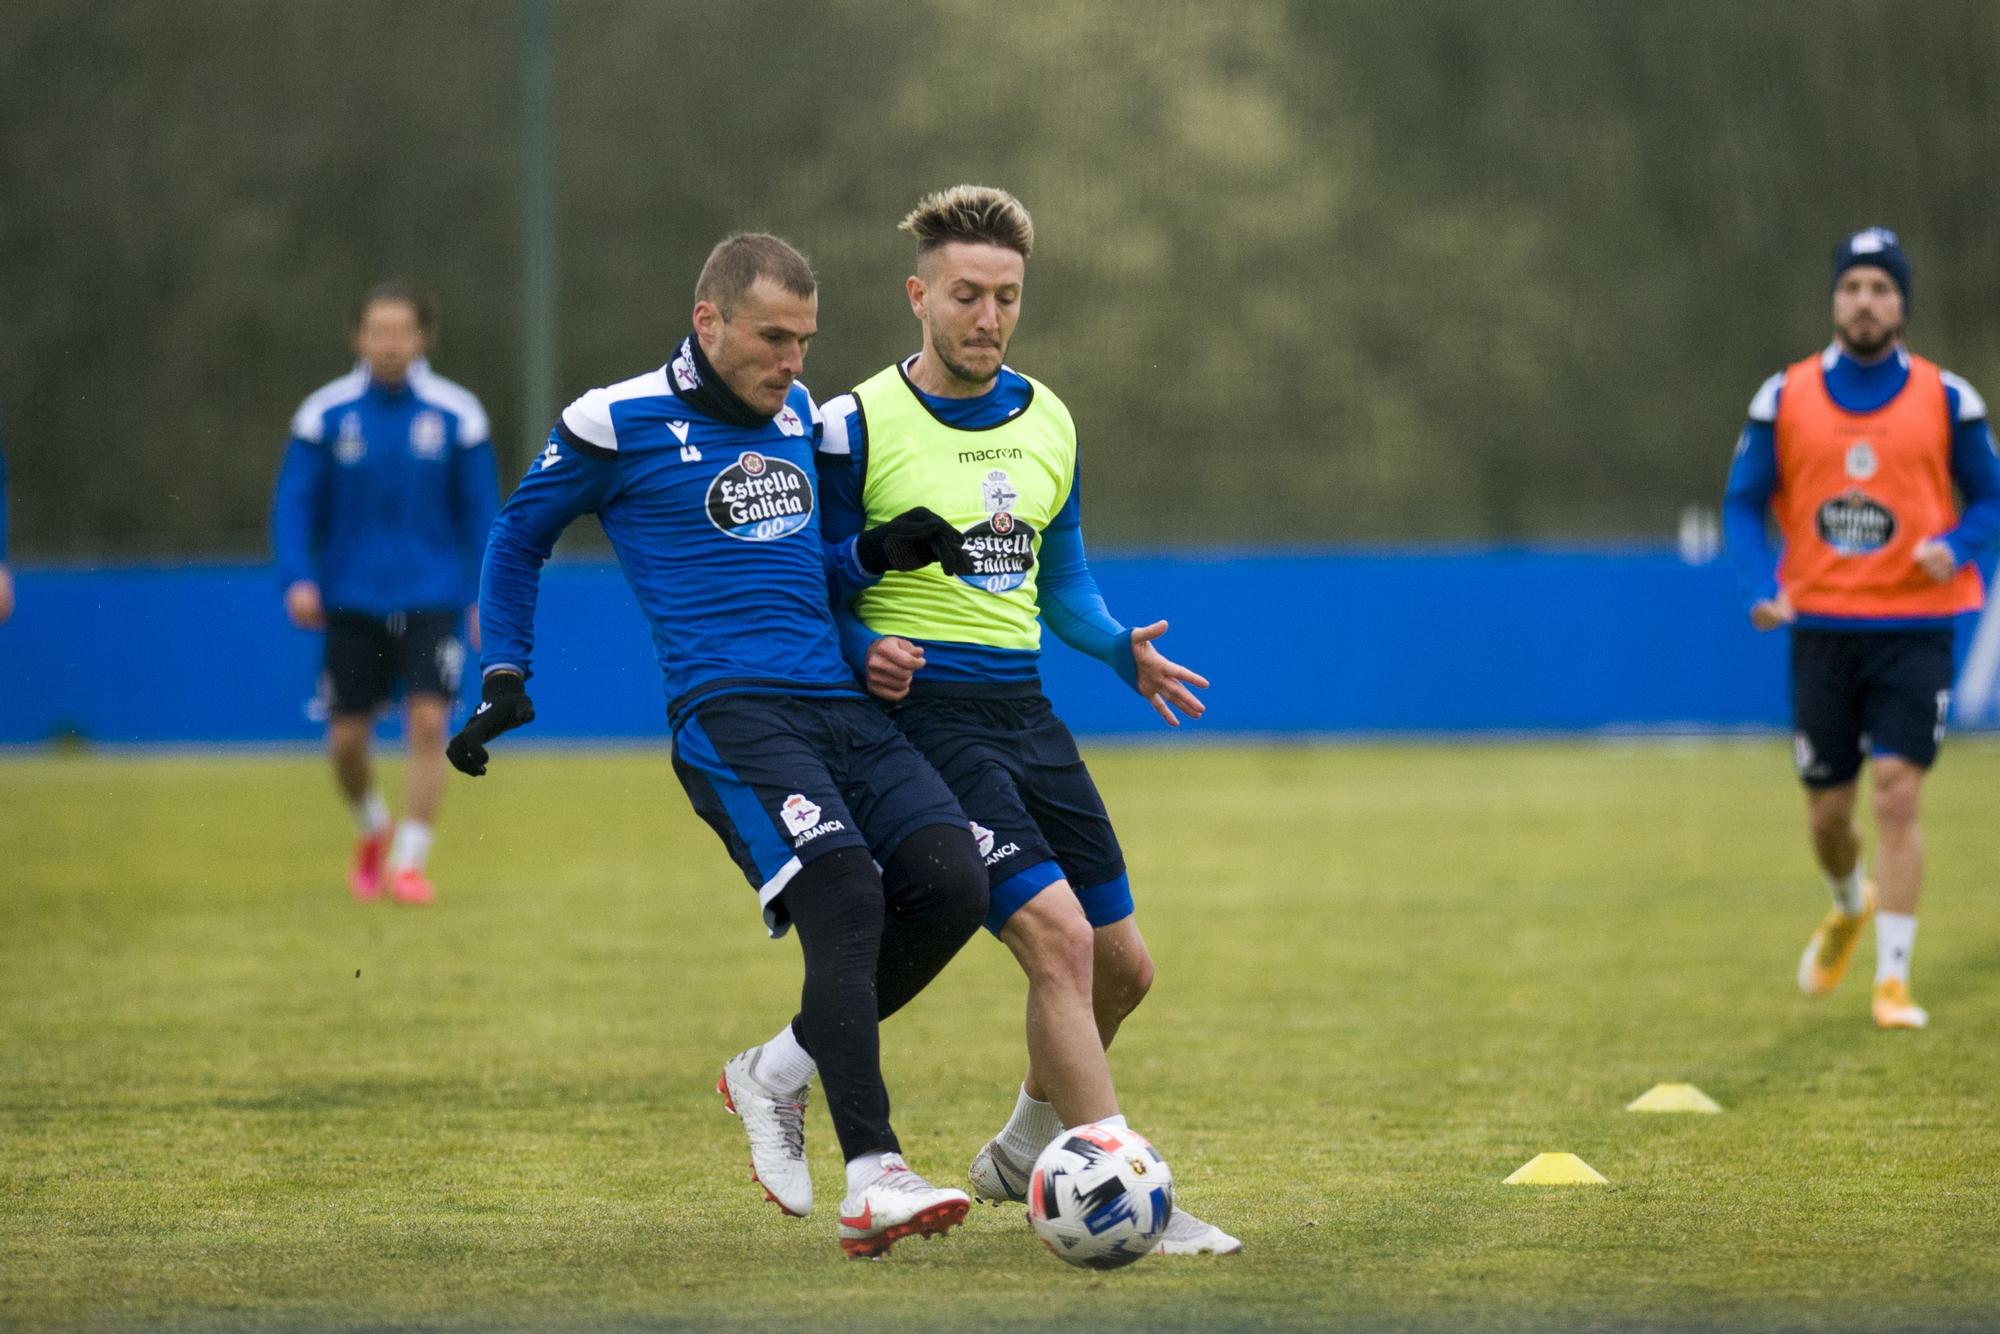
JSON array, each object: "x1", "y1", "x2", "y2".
[
  {"x1": 886, "y1": 693, "x2": 1132, "y2": 935},
  {"x1": 321, "y1": 609, "x2": 465, "y2": 715},
  {"x1": 672, "y1": 693, "x2": 969, "y2": 936},
  {"x1": 1790, "y1": 628, "x2": 1955, "y2": 787}
]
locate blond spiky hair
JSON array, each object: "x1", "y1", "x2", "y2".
[{"x1": 898, "y1": 185, "x2": 1035, "y2": 260}]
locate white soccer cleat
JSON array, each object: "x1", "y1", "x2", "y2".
[
  {"x1": 968, "y1": 1136, "x2": 1032, "y2": 1205},
  {"x1": 1151, "y1": 1206, "x2": 1243, "y2": 1256},
  {"x1": 717, "y1": 1048, "x2": 812, "y2": 1217},
  {"x1": 838, "y1": 1155, "x2": 970, "y2": 1259}
]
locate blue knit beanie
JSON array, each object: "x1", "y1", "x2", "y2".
[{"x1": 1831, "y1": 227, "x2": 1912, "y2": 311}]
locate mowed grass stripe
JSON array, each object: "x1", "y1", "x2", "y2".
[{"x1": 3, "y1": 740, "x2": 1997, "y2": 1331}]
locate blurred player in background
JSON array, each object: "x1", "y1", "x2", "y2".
[
  {"x1": 271, "y1": 282, "x2": 498, "y2": 905},
  {"x1": 0, "y1": 439, "x2": 13, "y2": 624},
  {"x1": 1723, "y1": 227, "x2": 2000, "y2": 1029},
  {"x1": 449, "y1": 233, "x2": 991, "y2": 1259},
  {"x1": 791, "y1": 185, "x2": 1238, "y2": 1254}
]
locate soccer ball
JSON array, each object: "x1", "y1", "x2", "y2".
[{"x1": 1027, "y1": 1122, "x2": 1175, "y2": 1269}]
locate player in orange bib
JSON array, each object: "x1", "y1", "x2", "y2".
[{"x1": 1723, "y1": 228, "x2": 2000, "y2": 1029}]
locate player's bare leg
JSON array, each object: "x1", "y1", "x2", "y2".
[
  {"x1": 330, "y1": 713, "x2": 389, "y2": 900},
  {"x1": 1867, "y1": 757, "x2": 1928, "y2": 1028},
  {"x1": 386, "y1": 694, "x2": 448, "y2": 904},
  {"x1": 1006, "y1": 884, "x2": 1118, "y2": 1126},
  {"x1": 1798, "y1": 780, "x2": 1873, "y2": 996}
]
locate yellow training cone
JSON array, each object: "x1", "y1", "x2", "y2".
[
  {"x1": 1625, "y1": 1083, "x2": 1722, "y2": 1114},
  {"x1": 1503, "y1": 1153, "x2": 1608, "y2": 1185}
]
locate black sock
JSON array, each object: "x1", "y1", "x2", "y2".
[{"x1": 780, "y1": 846, "x2": 896, "y2": 1161}]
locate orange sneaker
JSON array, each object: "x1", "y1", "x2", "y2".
[
  {"x1": 389, "y1": 867, "x2": 435, "y2": 906},
  {"x1": 1796, "y1": 882, "x2": 1875, "y2": 997},
  {"x1": 349, "y1": 831, "x2": 389, "y2": 901},
  {"x1": 1872, "y1": 978, "x2": 1928, "y2": 1030}
]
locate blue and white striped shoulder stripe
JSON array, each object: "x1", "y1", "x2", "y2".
[
  {"x1": 557, "y1": 367, "x2": 673, "y2": 457},
  {"x1": 288, "y1": 365, "x2": 370, "y2": 443}
]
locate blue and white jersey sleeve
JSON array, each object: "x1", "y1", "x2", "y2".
[
  {"x1": 1940, "y1": 371, "x2": 2000, "y2": 566},
  {"x1": 270, "y1": 373, "x2": 358, "y2": 592},
  {"x1": 479, "y1": 422, "x2": 624, "y2": 680},
  {"x1": 1036, "y1": 454, "x2": 1136, "y2": 688},
  {"x1": 1721, "y1": 371, "x2": 1785, "y2": 608},
  {"x1": 813, "y1": 393, "x2": 880, "y2": 610}
]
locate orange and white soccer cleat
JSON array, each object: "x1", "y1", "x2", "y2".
[
  {"x1": 837, "y1": 1156, "x2": 969, "y2": 1259},
  {"x1": 388, "y1": 867, "x2": 435, "y2": 906},
  {"x1": 1872, "y1": 978, "x2": 1929, "y2": 1030},
  {"x1": 349, "y1": 831, "x2": 390, "y2": 901},
  {"x1": 1797, "y1": 882, "x2": 1875, "y2": 997}
]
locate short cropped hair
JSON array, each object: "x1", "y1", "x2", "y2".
[
  {"x1": 693, "y1": 233, "x2": 817, "y2": 316},
  {"x1": 899, "y1": 185, "x2": 1035, "y2": 261},
  {"x1": 353, "y1": 280, "x2": 435, "y2": 334}
]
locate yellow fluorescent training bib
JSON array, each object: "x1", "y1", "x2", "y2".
[{"x1": 851, "y1": 363, "x2": 1077, "y2": 651}]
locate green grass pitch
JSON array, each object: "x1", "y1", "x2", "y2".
[{"x1": 4, "y1": 739, "x2": 1999, "y2": 1331}]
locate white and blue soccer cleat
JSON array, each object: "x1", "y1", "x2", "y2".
[
  {"x1": 967, "y1": 1136, "x2": 1033, "y2": 1205},
  {"x1": 718, "y1": 1048, "x2": 813, "y2": 1217},
  {"x1": 1152, "y1": 1206, "x2": 1243, "y2": 1256}
]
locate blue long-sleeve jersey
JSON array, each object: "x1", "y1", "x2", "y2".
[
  {"x1": 271, "y1": 359, "x2": 498, "y2": 616},
  {"x1": 479, "y1": 359, "x2": 865, "y2": 732},
  {"x1": 816, "y1": 361, "x2": 1135, "y2": 693},
  {"x1": 1723, "y1": 344, "x2": 2000, "y2": 629}
]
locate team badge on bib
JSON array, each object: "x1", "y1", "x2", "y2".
[
  {"x1": 1844, "y1": 441, "x2": 1878, "y2": 480},
  {"x1": 706, "y1": 451, "x2": 813, "y2": 541}
]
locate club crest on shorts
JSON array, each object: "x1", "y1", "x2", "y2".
[{"x1": 779, "y1": 794, "x2": 822, "y2": 836}]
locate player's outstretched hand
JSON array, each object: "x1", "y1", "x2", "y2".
[
  {"x1": 1748, "y1": 593, "x2": 1795, "y2": 632},
  {"x1": 856, "y1": 507, "x2": 975, "y2": 577},
  {"x1": 1130, "y1": 620, "x2": 1208, "y2": 727},
  {"x1": 447, "y1": 672, "x2": 535, "y2": 776}
]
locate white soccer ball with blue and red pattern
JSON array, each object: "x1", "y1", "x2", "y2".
[{"x1": 1027, "y1": 1122, "x2": 1174, "y2": 1269}]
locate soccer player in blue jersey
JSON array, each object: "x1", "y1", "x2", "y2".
[
  {"x1": 772, "y1": 186, "x2": 1238, "y2": 1255},
  {"x1": 449, "y1": 233, "x2": 990, "y2": 1259},
  {"x1": 271, "y1": 284, "x2": 498, "y2": 905}
]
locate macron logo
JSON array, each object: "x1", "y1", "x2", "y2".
[{"x1": 667, "y1": 420, "x2": 690, "y2": 443}]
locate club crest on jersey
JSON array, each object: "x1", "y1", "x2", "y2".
[
  {"x1": 1845, "y1": 441, "x2": 1878, "y2": 480},
  {"x1": 411, "y1": 410, "x2": 447, "y2": 459},
  {"x1": 706, "y1": 451, "x2": 813, "y2": 541},
  {"x1": 981, "y1": 469, "x2": 1019, "y2": 514},
  {"x1": 334, "y1": 413, "x2": 366, "y2": 465},
  {"x1": 775, "y1": 405, "x2": 804, "y2": 437},
  {"x1": 1816, "y1": 489, "x2": 1895, "y2": 555}
]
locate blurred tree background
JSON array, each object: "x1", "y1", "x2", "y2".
[{"x1": 3, "y1": 0, "x2": 1997, "y2": 558}]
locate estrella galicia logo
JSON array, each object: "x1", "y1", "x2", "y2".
[
  {"x1": 706, "y1": 451, "x2": 813, "y2": 541},
  {"x1": 958, "y1": 507, "x2": 1037, "y2": 593},
  {"x1": 1815, "y1": 490, "x2": 1896, "y2": 555}
]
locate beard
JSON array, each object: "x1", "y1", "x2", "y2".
[
  {"x1": 936, "y1": 339, "x2": 1003, "y2": 387},
  {"x1": 1838, "y1": 318, "x2": 1899, "y2": 360}
]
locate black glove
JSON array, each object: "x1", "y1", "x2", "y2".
[
  {"x1": 855, "y1": 506, "x2": 976, "y2": 577},
  {"x1": 447, "y1": 672, "x2": 535, "y2": 776}
]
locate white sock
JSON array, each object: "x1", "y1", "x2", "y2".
[
  {"x1": 845, "y1": 1150, "x2": 900, "y2": 1196},
  {"x1": 752, "y1": 1024, "x2": 816, "y2": 1096},
  {"x1": 1827, "y1": 864, "x2": 1867, "y2": 915},
  {"x1": 1875, "y1": 912, "x2": 1917, "y2": 986},
  {"x1": 352, "y1": 791, "x2": 391, "y2": 838},
  {"x1": 997, "y1": 1085, "x2": 1063, "y2": 1166},
  {"x1": 1094, "y1": 1113, "x2": 1129, "y2": 1131},
  {"x1": 389, "y1": 820, "x2": 433, "y2": 872}
]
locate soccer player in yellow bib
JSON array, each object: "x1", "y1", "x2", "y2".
[{"x1": 745, "y1": 185, "x2": 1236, "y2": 1255}]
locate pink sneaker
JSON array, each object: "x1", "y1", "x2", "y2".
[
  {"x1": 389, "y1": 867, "x2": 435, "y2": 906},
  {"x1": 349, "y1": 832, "x2": 389, "y2": 901}
]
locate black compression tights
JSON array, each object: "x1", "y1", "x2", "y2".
[{"x1": 782, "y1": 826, "x2": 987, "y2": 1162}]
